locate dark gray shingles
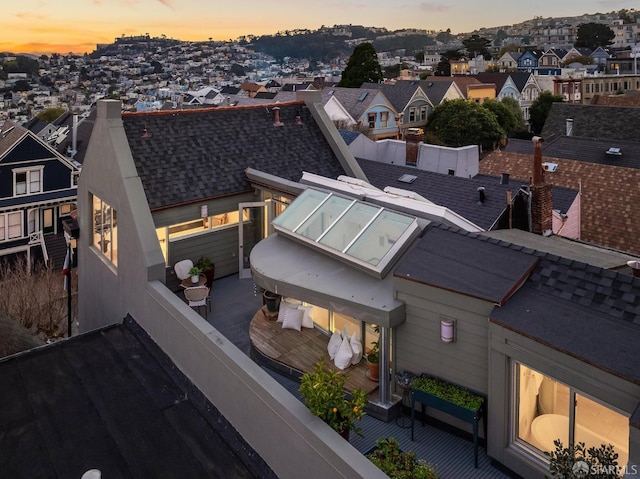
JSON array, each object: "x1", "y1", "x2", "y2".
[
  {"x1": 541, "y1": 102, "x2": 640, "y2": 143},
  {"x1": 361, "y1": 80, "x2": 423, "y2": 112},
  {"x1": 359, "y1": 159, "x2": 578, "y2": 229},
  {"x1": 395, "y1": 224, "x2": 538, "y2": 304},
  {"x1": 123, "y1": 102, "x2": 347, "y2": 210}
]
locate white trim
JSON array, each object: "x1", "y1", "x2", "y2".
[
  {"x1": 12, "y1": 165, "x2": 44, "y2": 196},
  {"x1": 0, "y1": 210, "x2": 24, "y2": 242}
]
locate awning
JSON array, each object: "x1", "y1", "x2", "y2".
[{"x1": 250, "y1": 233, "x2": 406, "y2": 328}]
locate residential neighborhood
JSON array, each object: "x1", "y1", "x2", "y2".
[{"x1": 1, "y1": 8, "x2": 640, "y2": 479}]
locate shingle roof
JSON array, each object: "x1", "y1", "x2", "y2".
[
  {"x1": 541, "y1": 103, "x2": 640, "y2": 143},
  {"x1": 490, "y1": 248, "x2": 640, "y2": 384},
  {"x1": 418, "y1": 79, "x2": 458, "y2": 104},
  {"x1": 0, "y1": 316, "x2": 272, "y2": 478},
  {"x1": 320, "y1": 87, "x2": 392, "y2": 120},
  {"x1": 123, "y1": 102, "x2": 348, "y2": 210},
  {"x1": 395, "y1": 223, "x2": 538, "y2": 305},
  {"x1": 339, "y1": 129, "x2": 360, "y2": 145},
  {"x1": 53, "y1": 108, "x2": 97, "y2": 164},
  {"x1": 480, "y1": 148, "x2": 640, "y2": 256},
  {"x1": 361, "y1": 80, "x2": 424, "y2": 111},
  {"x1": 398, "y1": 223, "x2": 640, "y2": 383},
  {"x1": 469, "y1": 73, "x2": 509, "y2": 93},
  {"x1": 507, "y1": 72, "x2": 533, "y2": 92},
  {"x1": 358, "y1": 158, "x2": 578, "y2": 230}
]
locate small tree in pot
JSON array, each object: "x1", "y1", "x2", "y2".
[{"x1": 299, "y1": 357, "x2": 367, "y2": 439}]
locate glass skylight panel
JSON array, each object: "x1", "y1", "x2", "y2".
[
  {"x1": 345, "y1": 210, "x2": 414, "y2": 266},
  {"x1": 295, "y1": 195, "x2": 354, "y2": 241},
  {"x1": 318, "y1": 202, "x2": 379, "y2": 251},
  {"x1": 272, "y1": 188, "x2": 328, "y2": 231}
]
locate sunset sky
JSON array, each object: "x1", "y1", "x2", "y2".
[{"x1": 0, "y1": 0, "x2": 631, "y2": 55}]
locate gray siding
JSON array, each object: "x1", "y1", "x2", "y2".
[
  {"x1": 488, "y1": 322, "x2": 640, "y2": 479},
  {"x1": 153, "y1": 192, "x2": 255, "y2": 278},
  {"x1": 170, "y1": 226, "x2": 239, "y2": 278},
  {"x1": 394, "y1": 277, "x2": 494, "y2": 396}
]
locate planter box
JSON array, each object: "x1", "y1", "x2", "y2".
[{"x1": 411, "y1": 378, "x2": 486, "y2": 468}]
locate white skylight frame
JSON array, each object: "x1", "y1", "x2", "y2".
[{"x1": 272, "y1": 188, "x2": 420, "y2": 277}]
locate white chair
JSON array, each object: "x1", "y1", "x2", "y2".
[
  {"x1": 183, "y1": 285, "x2": 211, "y2": 318},
  {"x1": 174, "y1": 259, "x2": 193, "y2": 281}
]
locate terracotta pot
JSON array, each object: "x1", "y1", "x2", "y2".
[{"x1": 367, "y1": 361, "x2": 380, "y2": 382}]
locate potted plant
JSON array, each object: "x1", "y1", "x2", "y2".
[
  {"x1": 196, "y1": 256, "x2": 215, "y2": 288},
  {"x1": 366, "y1": 437, "x2": 439, "y2": 479},
  {"x1": 411, "y1": 374, "x2": 486, "y2": 467},
  {"x1": 263, "y1": 290, "x2": 281, "y2": 312},
  {"x1": 299, "y1": 357, "x2": 367, "y2": 440},
  {"x1": 546, "y1": 440, "x2": 619, "y2": 479},
  {"x1": 366, "y1": 325, "x2": 380, "y2": 382},
  {"x1": 187, "y1": 265, "x2": 202, "y2": 284}
]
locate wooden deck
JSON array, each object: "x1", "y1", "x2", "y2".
[{"x1": 249, "y1": 306, "x2": 379, "y2": 396}]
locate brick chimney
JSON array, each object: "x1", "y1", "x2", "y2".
[
  {"x1": 405, "y1": 128, "x2": 423, "y2": 166},
  {"x1": 530, "y1": 136, "x2": 553, "y2": 235}
]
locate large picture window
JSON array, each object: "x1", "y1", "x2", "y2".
[
  {"x1": 514, "y1": 363, "x2": 628, "y2": 465},
  {"x1": 0, "y1": 211, "x2": 23, "y2": 241},
  {"x1": 92, "y1": 195, "x2": 117, "y2": 266}
]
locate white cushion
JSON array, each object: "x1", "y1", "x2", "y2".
[
  {"x1": 334, "y1": 336, "x2": 353, "y2": 370},
  {"x1": 327, "y1": 330, "x2": 342, "y2": 359},
  {"x1": 350, "y1": 333, "x2": 363, "y2": 365},
  {"x1": 298, "y1": 305, "x2": 313, "y2": 328},
  {"x1": 276, "y1": 304, "x2": 297, "y2": 323},
  {"x1": 280, "y1": 306, "x2": 303, "y2": 331}
]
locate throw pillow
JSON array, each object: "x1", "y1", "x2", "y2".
[
  {"x1": 350, "y1": 332, "x2": 363, "y2": 365},
  {"x1": 280, "y1": 307, "x2": 303, "y2": 331},
  {"x1": 334, "y1": 336, "x2": 353, "y2": 370},
  {"x1": 298, "y1": 305, "x2": 314, "y2": 328},
  {"x1": 327, "y1": 330, "x2": 342, "y2": 359},
  {"x1": 276, "y1": 304, "x2": 296, "y2": 323}
]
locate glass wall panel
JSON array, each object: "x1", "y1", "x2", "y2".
[
  {"x1": 346, "y1": 210, "x2": 413, "y2": 266},
  {"x1": 514, "y1": 363, "x2": 628, "y2": 466},
  {"x1": 272, "y1": 189, "x2": 328, "y2": 231},
  {"x1": 319, "y1": 202, "x2": 378, "y2": 252}
]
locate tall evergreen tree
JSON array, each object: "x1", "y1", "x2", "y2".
[
  {"x1": 575, "y1": 23, "x2": 615, "y2": 50},
  {"x1": 529, "y1": 91, "x2": 565, "y2": 135},
  {"x1": 338, "y1": 43, "x2": 383, "y2": 87}
]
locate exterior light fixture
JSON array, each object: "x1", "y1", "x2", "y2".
[{"x1": 440, "y1": 319, "x2": 455, "y2": 343}]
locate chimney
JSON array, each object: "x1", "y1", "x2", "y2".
[
  {"x1": 500, "y1": 173, "x2": 510, "y2": 185},
  {"x1": 532, "y1": 136, "x2": 544, "y2": 185},
  {"x1": 405, "y1": 128, "x2": 423, "y2": 166},
  {"x1": 71, "y1": 114, "x2": 78, "y2": 157},
  {"x1": 530, "y1": 136, "x2": 553, "y2": 235},
  {"x1": 295, "y1": 109, "x2": 302, "y2": 125},
  {"x1": 566, "y1": 118, "x2": 573, "y2": 136},
  {"x1": 272, "y1": 106, "x2": 284, "y2": 127}
]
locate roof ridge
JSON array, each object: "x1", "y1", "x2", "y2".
[{"x1": 122, "y1": 100, "x2": 306, "y2": 117}]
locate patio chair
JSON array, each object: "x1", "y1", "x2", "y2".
[
  {"x1": 183, "y1": 285, "x2": 211, "y2": 319},
  {"x1": 174, "y1": 259, "x2": 193, "y2": 281}
]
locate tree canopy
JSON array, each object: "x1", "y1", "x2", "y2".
[
  {"x1": 499, "y1": 97, "x2": 526, "y2": 132},
  {"x1": 424, "y1": 99, "x2": 504, "y2": 148},
  {"x1": 575, "y1": 23, "x2": 615, "y2": 50},
  {"x1": 338, "y1": 43, "x2": 383, "y2": 87},
  {"x1": 36, "y1": 108, "x2": 66, "y2": 123},
  {"x1": 462, "y1": 34, "x2": 492, "y2": 59},
  {"x1": 529, "y1": 91, "x2": 564, "y2": 135},
  {"x1": 481, "y1": 99, "x2": 519, "y2": 135}
]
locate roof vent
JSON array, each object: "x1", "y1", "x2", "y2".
[
  {"x1": 398, "y1": 174, "x2": 417, "y2": 184},
  {"x1": 358, "y1": 92, "x2": 368, "y2": 101},
  {"x1": 477, "y1": 186, "x2": 486, "y2": 205},
  {"x1": 500, "y1": 173, "x2": 510, "y2": 185},
  {"x1": 606, "y1": 147, "x2": 622, "y2": 156},
  {"x1": 141, "y1": 126, "x2": 151, "y2": 138}
]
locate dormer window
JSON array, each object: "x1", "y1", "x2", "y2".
[{"x1": 13, "y1": 167, "x2": 43, "y2": 196}]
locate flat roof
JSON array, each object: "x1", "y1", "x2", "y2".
[{"x1": 0, "y1": 317, "x2": 272, "y2": 478}]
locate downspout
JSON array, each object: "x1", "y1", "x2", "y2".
[
  {"x1": 520, "y1": 185, "x2": 532, "y2": 232},
  {"x1": 379, "y1": 325, "x2": 391, "y2": 406}
]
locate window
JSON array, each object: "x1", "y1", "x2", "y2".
[
  {"x1": 420, "y1": 106, "x2": 427, "y2": 121},
  {"x1": 166, "y1": 209, "x2": 245, "y2": 241},
  {"x1": 380, "y1": 111, "x2": 388, "y2": 128},
  {"x1": 92, "y1": 195, "x2": 117, "y2": 266},
  {"x1": 0, "y1": 212, "x2": 23, "y2": 241},
  {"x1": 13, "y1": 167, "x2": 43, "y2": 196},
  {"x1": 514, "y1": 363, "x2": 628, "y2": 466},
  {"x1": 27, "y1": 209, "x2": 38, "y2": 234},
  {"x1": 408, "y1": 107, "x2": 416, "y2": 122},
  {"x1": 368, "y1": 113, "x2": 376, "y2": 129}
]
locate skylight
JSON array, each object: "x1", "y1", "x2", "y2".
[{"x1": 273, "y1": 188, "x2": 420, "y2": 277}]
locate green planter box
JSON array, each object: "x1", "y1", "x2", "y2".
[{"x1": 410, "y1": 377, "x2": 486, "y2": 468}]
